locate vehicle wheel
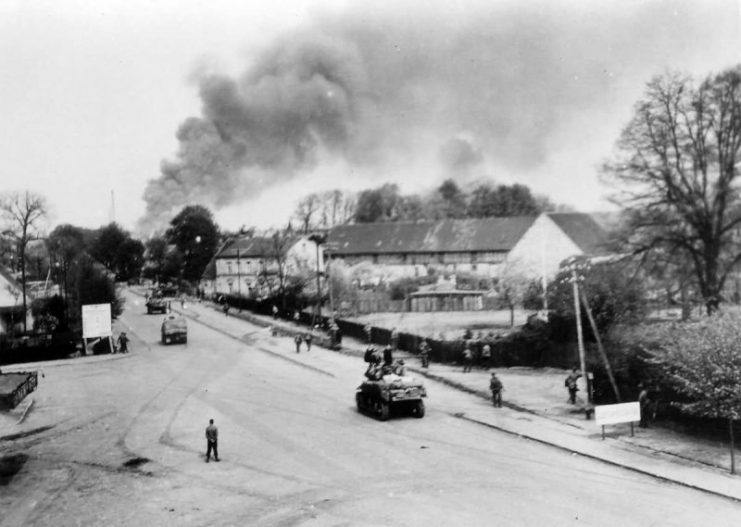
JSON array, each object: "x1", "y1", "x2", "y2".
[
  {"x1": 356, "y1": 393, "x2": 363, "y2": 412},
  {"x1": 165, "y1": 337, "x2": 170, "y2": 345},
  {"x1": 413, "y1": 400, "x2": 425, "y2": 418},
  {"x1": 379, "y1": 402, "x2": 390, "y2": 421}
]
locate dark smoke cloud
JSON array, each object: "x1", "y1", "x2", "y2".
[
  {"x1": 439, "y1": 137, "x2": 484, "y2": 178},
  {"x1": 140, "y1": 0, "x2": 732, "y2": 231}
]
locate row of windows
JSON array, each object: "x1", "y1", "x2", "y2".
[
  {"x1": 217, "y1": 258, "x2": 275, "y2": 275},
  {"x1": 363, "y1": 251, "x2": 507, "y2": 265}
]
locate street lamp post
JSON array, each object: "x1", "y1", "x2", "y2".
[
  {"x1": 237, "y1": 247, "x2": 241, "y2": 311},
  {"x1": 308, "y1": 233, "x2": 326, "y2": 327}
]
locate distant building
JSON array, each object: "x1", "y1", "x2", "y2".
[
  {"x1": 205, "y1": 234, "x2": 323, "y2": 299},
  {"x1": 0, "y1": 266, "x2": 27, "y2": 334},
  {"x1": 326, "y1": 213, "x2": 608, "y2": 282}
]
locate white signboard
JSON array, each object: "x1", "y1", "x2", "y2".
[
  {"x1": 82, "y1": 303, "x2": 112, "y2": 338},
  {"x1": 594, "y1": 402, "x2": 641, "y2": 426}
]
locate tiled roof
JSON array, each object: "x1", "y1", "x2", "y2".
[
  {"x1": 547, "y1": 213, "x2": 609, "y2": 254},
  {"x1": 216, "y1": 235, "x2": 303, "y2": 259},
  {"x1": 200, "y1": 257, "x2": 216, "y2": 280},
  {"x1": 327, "y1": 217, "x2": 538, "y2": 254}
]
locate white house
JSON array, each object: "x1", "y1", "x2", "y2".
[
  {"x1": 206, "y1": 234, "x2": 323, "y2": 299},
  {"x1": 0, "y1": 266, "x2": 28, "y2": 334}
]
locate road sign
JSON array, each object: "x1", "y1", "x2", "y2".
[
  {"x1": 594, "y1": 402, "x2": 640, "y2": 426},
  {"x1": 82, "y1": 303, "x2": 112, "y2": 338}
]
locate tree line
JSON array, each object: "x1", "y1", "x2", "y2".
[{"x1": 292, "y1": 180, "x2": 570, "y2": 231}]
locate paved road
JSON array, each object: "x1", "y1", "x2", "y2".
[{"x1": 2, "y1": 292, "x2": 739, "y2": 526}]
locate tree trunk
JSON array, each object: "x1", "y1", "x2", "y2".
[
  {"x1": 680, "y1": 281, "x2": 691, "y2": 321},
  {"x1": 730, "y1": 418, "x2": 736, "y2": 475}
]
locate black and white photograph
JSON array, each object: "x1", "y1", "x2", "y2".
[{"x1": 2, "y1": 0, "x2": 741, "y2": 525}]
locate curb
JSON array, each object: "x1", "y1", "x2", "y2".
[{"x1": 455, "y1": 413, "x2": 741, "y2": 504}]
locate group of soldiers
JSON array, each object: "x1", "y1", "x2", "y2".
[{"x1": 363, "y1": 344, "x2": 407, "y2": 380}]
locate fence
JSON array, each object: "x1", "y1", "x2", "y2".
[
  {"x1": 0, "y1": 332, "x2": 78, "y2": 366},
  {"x1": 219, "y1": 293, "x2": 577, "y2": 370}
]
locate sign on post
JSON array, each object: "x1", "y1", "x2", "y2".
[
  {"x1": 594, "y1": 402, "x2": 641, "y2": 439},
  {"x1": 82, "y1": 303, "x2": 112, "y2": 338}
]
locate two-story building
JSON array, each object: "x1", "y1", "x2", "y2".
[{"x1": 205, "y1": 235, "x2": 323, "y2": 299}]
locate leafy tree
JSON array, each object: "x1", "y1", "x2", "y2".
[
  {"x1": 468, "y1": 183, "x2": 539, "y2": 217},
  {"x1": 89, "y1": 223, "x2": 144, "y2": 281},
  {"x1": 0, "y1": 190, "x2": 47, "y2": 332},
  {"x1": 117, "y1": 237, "x2": 145, "y2": 281},
  {"x1": 67, "y1": 254, "x2": 124, "y2": 330},
  {"x1": 548, "y1": 257, "x2": 647, "y2": 337},
  {"x1": 646, "y1": 310, "x2": 741, "y2": 473},
  {"x1": 142, "y1": 236, "x2": 169, "y2": 282},
  {"x1": 432, "y1": 179, "x2": 467, "y2": 219},
  {"x1": 604, "y1": 66, "x2": 741, "y2": 314},
  {"x1": 354, "y1": 183, "x2": 404, "y2": 223},
  {"x1": 498, "y1": 259, "x2": 533, "y2": 327},
  {"x1": 90, "y1": 223, "x2": 127, "y2": 271},
  {"x1": 165, "y1": 205, "x2": 220, "y2": 282}
]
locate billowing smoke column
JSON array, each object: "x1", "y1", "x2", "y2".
[
  {"x1": 140, "y1": 1, "x2": 710, "y2": 231},
  {"x1": 140, "y1": 31, "x2": 370, "y2": 231}
]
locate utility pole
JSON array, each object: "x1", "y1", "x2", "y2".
[
  {"x1": 308, "y1": 233, "x2": 326, "y2": 326},
  {"x1": 236, "y1": 247, "x2": 241, "y2": 311},
  {"x1": 571, "y1": 268, "x2": 586, "y2": 382}
]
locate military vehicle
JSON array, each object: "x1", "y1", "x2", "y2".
[
  {"x1": 356, "y1": 374, "x2": 426, "y2": 421},
  {"x1": 161, "y1": 315, "x2": 187, "y2": 344},
  {"x1": 146, "y1": 293, "x2": 168, "y2": 314}
]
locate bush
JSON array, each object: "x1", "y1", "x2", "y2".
[{"x1": 388, "y1": 277, "x2": 420, "y2": 301}]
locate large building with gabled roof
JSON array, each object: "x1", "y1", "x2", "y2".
[{"x1": 326, "y1": 212, "x2": 609, "y2": 281}]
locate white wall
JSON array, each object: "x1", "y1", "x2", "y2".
[
  {"x1": 507, "y1": 214, "x2": 583, "y2": 279},
  {"x1": 212, "y1": 236, "x2": 323, "y2": 297}
]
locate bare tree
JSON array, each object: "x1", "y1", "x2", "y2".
[
  {"x1": 293, "y1": 194, "x2": 320, "y2": 234},
  {"x1": 0, "y1": 191, "x2": 47, "y2": 331},
  {"x1": 604, "y1": 67, "x2": 741, "y2": 313}
]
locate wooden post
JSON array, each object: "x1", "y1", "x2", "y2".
[
  {"x1": 572, "y1": 270, "x2": 586, "y2": 392},
  {"x1": 630, "y1": 422, "x2": 634, "y2": 437},
  {"x1": 580, "y1": 289, "x2": 621, "y2": 402},
  {"x1": 730, "y1": 418, "x2": 736, "y2": 475},
  {"x1": 602, "y1": 425, "x2": 605, "y2": 440}
]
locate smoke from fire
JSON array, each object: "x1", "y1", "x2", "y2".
[{"x1": 139, "y1": 1, "x2": 706, "y2": 232}]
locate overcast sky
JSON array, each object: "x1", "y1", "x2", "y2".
[{"x1": 1, "y1": 0, "x2": 740, "y2": 236}]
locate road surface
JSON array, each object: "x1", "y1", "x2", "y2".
[{"x1": 1, "y1": 292, "x2": 738, "y2": 526}]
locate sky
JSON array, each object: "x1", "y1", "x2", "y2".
[{"x1": 1, "y1": 0, "x2": 740, "y2": 236}]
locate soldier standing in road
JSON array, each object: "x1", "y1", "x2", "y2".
[
  {"x1": 294, "y1": 334, "x2": 303, "y2": 353},
  {"x1": 303, "y1": 332, "x2": 312, "y2": 351},
  {"x1": 205, "y1": 419, "x2": 219, "y2": 462},
  {"x1": 490, "y1": 372, "x2": 503, "y2": 407}
]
